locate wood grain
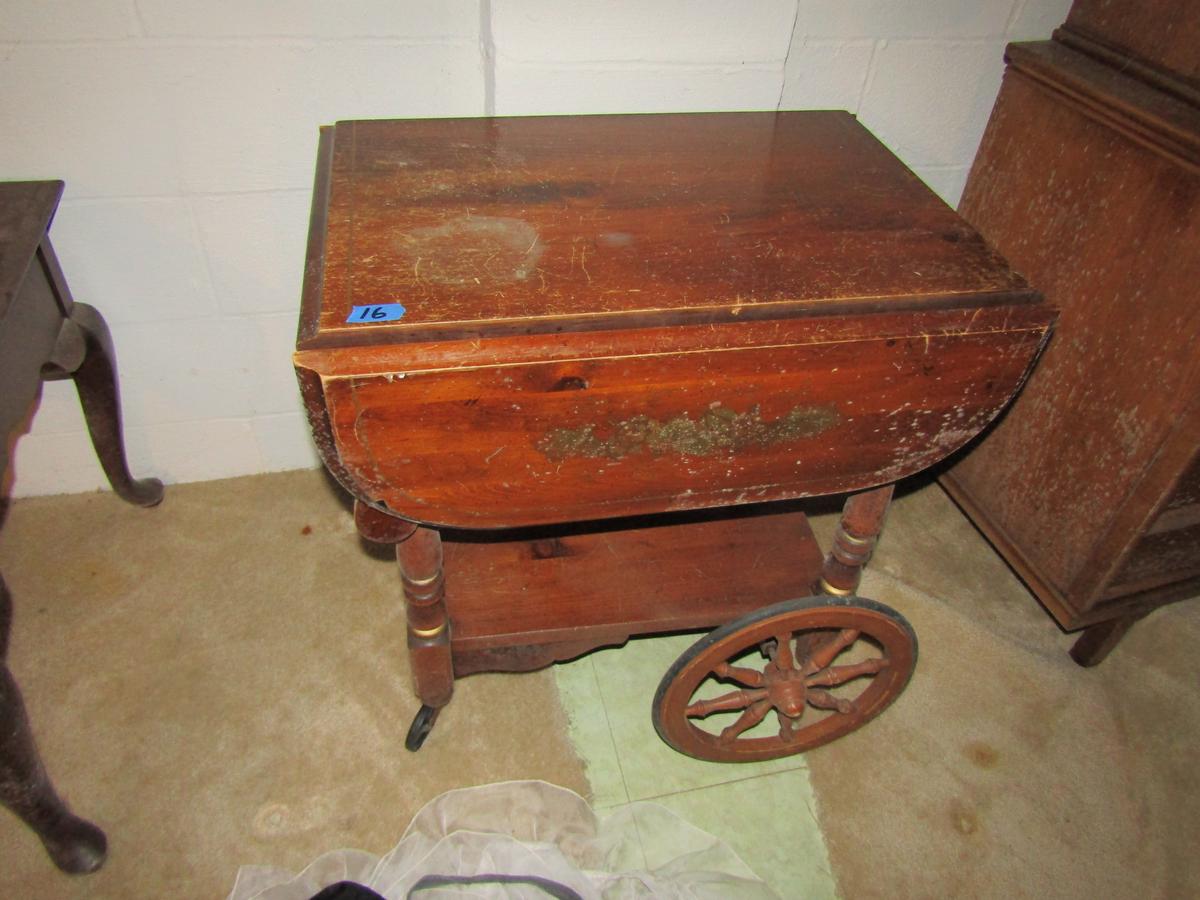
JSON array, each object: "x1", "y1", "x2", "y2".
[
  {"x1": 305, "y1": 305, "x2": 1048, "y2": 528},
  {"x1": 300, "y1": 111, "x2": 1034, "y2": 349},
  {"x1": 442, "y1": 507, "x2": 824, "y2": 653}
]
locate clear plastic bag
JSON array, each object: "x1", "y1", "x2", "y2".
[{"x1": 228, "y1": 780, "x2": 779, "y2": 899}]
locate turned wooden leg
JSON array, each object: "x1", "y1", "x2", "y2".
[
  {"x1": 818, "y1": 485, "x2": 895, "y2": 596},
  {"x1": 65, "y1": 303, "x2": 163, "y2": 508},
  {"x1": 0, "y1": 574, "x2": 106, "y2": 874},
  {"x1": 354, "y1": 501, "x2": 454, "y2": 751},
  {"x1": 396, "y1": 526, "x2": 454, "y2": 704},
  {"x1": 1069, "y1": 613, "x2": 1146, "y2": 667}
]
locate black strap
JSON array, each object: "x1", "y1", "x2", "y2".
[{"x1": 407, "y1": 872, "x2": 584, "y2": 899}]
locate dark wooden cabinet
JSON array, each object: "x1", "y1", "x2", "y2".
[{"x1": 942, "y1": 1, "x2": 1200, "y2": 665}]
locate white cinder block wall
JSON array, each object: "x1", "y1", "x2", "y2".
[{"x1": 3, "y1": 0, "x2": 1071, "y2": 497}]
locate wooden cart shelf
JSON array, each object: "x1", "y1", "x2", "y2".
[{"x1": 444, "y1": 508, "x2": 824, "y2": 656}]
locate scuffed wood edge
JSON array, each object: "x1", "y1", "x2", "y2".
[
  {"x1": 295, "y1": 301, "x2": 1055, "y2": 379},
  {"x1": 294, "y1": 362, "x2": 402, "y2": 521},
  {"x1": 297, "y1": 287, "x2": 1043, "y2": 353},
  {"x1": 296, "y1": 127, "x2": 335, "y2": 350}
]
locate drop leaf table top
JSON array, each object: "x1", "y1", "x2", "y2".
[{"x1": 296, "y1": 111, "x2": 1052, "y2": 530}]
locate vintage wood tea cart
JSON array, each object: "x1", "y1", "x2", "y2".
[{"x1": 295, "y1": 112, "x2": 1053, "y2": 762}]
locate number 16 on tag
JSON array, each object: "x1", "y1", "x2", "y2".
[{"x1": 347, "y1": 303, "x2": 406, "y2": 324}]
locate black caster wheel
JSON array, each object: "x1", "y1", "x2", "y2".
[{"x1": 405, "y1": 704, "x2": 441, "y2": 752}]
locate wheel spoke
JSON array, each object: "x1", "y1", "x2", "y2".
[
  {"x1": 778, "y1": 715, "x2": 797, "y2": 740},
  {"x1": 719, "y1": 699, "x2": 772, "y2": 741},
  {"x1": 772, "y1": 632, "x2": 796, "y2": 670},
  {"x1": 803, "y1": 628, "x2": 860, "y2": 673},
  {"x1": 686, "y1": 688, "x2": 768, "y2": 718},
  {"x1": 713, "y1": 662, "x2": 765, "y2": 688},
  {"x1": 806, "y1": 657, "x2": 888, "y2": 687},
  {"x1": 807, "y1": 689, "x2": 856, "y2": 715}
]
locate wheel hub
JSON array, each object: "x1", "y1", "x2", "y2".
[{"x1": 765, "y1": 664, "x2": 807, "y2": 718}]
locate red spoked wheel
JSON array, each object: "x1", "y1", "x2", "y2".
[{"x1": 653, "y1": 596, "x2": 917, "y2": 762}]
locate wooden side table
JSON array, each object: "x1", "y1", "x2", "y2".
[{"x1": 0, "y1": 181, "x2": 162, "y2": 872}]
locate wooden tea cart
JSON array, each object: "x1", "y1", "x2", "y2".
[{"x1": 295, "y1": 111, "x2": 1053, "y2": 762}]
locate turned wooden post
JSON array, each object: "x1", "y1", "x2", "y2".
[
  {"x1": 818, "y1": 485, "x2": 894, "y2": 596},
  {"x1": 354, "y1": 501, "x2": 454, "y2": 710},
  {"x1": 396, "y1": 526, "x2": 454, "y2": 709}
]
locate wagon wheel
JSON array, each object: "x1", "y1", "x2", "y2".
[{"x1": 653, "y1": 596, "x2": 917, "y2": 762}]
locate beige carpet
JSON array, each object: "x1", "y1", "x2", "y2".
[
  {"x1": 0, "y1": 470, "x2": 586, "y2": 898},
  {"x1": 0, "y1": 469, "x2": 1196, "y2": 898},
  {"x1": 805, "y1": 482, "x2": 1200, "y2": 900}
]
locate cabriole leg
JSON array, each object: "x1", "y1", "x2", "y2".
[
  {"x1": 0, "y1": 574, "x2": 106, "y2": 874},
  {"x1": 818, "y1": 485, "x2": 894, "y2": 596},
  {"x1": 66, "y1": 303, "x2": 163, "y2": 508}
]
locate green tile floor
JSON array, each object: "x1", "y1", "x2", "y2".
[{"x1": 555, "y1": 631, "x2": 839, "y2": 898}]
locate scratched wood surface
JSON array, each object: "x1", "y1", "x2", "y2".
[
  {"x1": 304, "y1": 305, "x2": 1048, "y2": 528},
  {"x1": 299, "y1": 111, "x2": 1035, "y2": 348},
  {"x1": 297, "y1": 111, "x2": 1053, "y2": 529},
  {"x1": 945, "y1": 38, "x2": 1200, "y2": 635}
]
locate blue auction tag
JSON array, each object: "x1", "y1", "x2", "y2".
[{"x1": 346, "y1": 303, "x2": 406, "y2": 324}]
